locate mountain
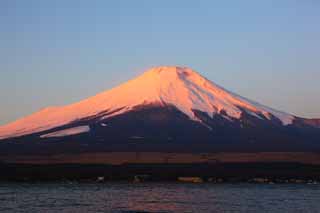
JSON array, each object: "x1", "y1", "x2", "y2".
[{"x1": 0, "y1": 66, "x2": 319, "y2": 153}]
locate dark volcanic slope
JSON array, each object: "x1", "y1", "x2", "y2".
[{"x1": 0, "y1": 105, "x2": 319, "y2": 155}]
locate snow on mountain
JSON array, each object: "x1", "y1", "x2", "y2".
[
  {"x1": 0, "y1": 66, "x2": 294, "y2": 140},
  {"x1": 40, "y1": 125, "x2": 90, "y2": 138}
]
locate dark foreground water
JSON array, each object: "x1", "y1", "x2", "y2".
[{"x1": 0, "y1": 183, "x2": 320, "y2": 213}]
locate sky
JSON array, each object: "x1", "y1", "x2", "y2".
[{"x1": 0, "y1": 0, "x2": 319, "y2": 125}]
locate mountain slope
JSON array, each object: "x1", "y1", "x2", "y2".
[{"x1": 0, "y1": 66, "x2": 314, "y2": 140}]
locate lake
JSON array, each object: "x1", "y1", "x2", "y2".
[{"x1": 0, "y1": 182, "x2": 319, "y2": 213}]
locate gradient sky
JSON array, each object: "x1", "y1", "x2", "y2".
[{"x1": 1, "y1": 0, "x2": 319, "y2": 125}]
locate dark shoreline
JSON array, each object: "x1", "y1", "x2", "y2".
[{"x1": 1, "y1": 162, "x2": 320, "y2": 183}]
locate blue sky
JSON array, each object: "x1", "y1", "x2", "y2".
[{"x1": 1, "y1": 0, "x2": 319, "y2": 124}]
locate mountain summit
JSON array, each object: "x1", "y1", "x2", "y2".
[{"x1": 0, "y1": 66, "x2": 318, "y2": 150}]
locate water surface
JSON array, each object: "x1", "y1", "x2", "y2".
[{"x1": 0, "y1": 183, "x2": 319, "y2": 213}]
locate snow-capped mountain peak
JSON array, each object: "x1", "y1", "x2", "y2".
[{"x1": 0, "y1": 66, "x2": 294, "y2": 139}]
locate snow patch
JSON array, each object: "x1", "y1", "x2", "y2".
[
  {"x1": 221, "y1": 114, "x2": 233, "y2": 122},
  {"x1": 130, "y1": 136, "x2": 145, "y2": 139},
  {"x1": 40, "y1": 126, "x2": 90, "y2": 138}
]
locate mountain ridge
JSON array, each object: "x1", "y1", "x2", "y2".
[{"x1": 0, "y1": 66, "x2": 318, "y2": 140}]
